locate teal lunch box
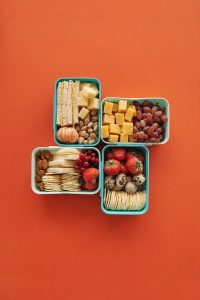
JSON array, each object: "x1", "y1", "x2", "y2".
[
  {"x1": 53, "y1": 78, "x2": 101, "y2": 147},
  {"x1": 31, "y1": 146, "x2": 101, "y2": 195},
  {"x1": 100, "y1": 144, "x2": 149, "y2": 215},
  {"x1": 101, "y1": 97, "x2": 170, "y2": 146}
]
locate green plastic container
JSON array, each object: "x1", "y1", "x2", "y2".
[
  {"x1": 100, "y1": 144, "x2": 149, "y2": 215},
  {"x1": 101, "y1": 97, "x2": 170, "y2": 146},
  {"x1": 53, "y1": 77, "x2": 101, "y2": 147}
]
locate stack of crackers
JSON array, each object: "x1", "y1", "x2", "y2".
[
  {"x1": 104, "y1": 189, "x2": 146, "y2": 211},
  {"x1": 41, "y1": 148, "x2": 81, "y2": 192}
]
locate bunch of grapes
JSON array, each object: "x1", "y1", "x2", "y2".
[
  {"x1": 133, "y1": 100, "x2": 168, "y2": 143},
  {"x1": 74, "y1": 150, "x2": 99, "y2": 173}
]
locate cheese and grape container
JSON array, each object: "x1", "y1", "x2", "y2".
[
  {"x1": 100, "y1": 144, "x2": 149, "y2": 215},
  {"x1": 101, "y1": 97, "x2": 170, "y2": 146},
  {"x1": 32, "y1": 146, "x2": 101, "y2": 195},
  {"x1": 53, "y1": 78, "x2": 101, "y2": 147}
]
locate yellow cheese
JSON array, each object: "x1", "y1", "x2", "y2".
[
  {"x1": 115, "y1": 113, "x2": 124, "y2": 125},
  {"x1": 118, "y1": 100, "x2": 128, "y2": 113},
  {"x1": 121, "y1": 122, "x2": 133, "y2": 135},
  {"x1": 125, "y1": 107, "x2": 135, "y2": 122},
  {"x1": 109, "y1": 124, "x2": 121, "y2": 135},
  {"x1": 108, "y1": 134, "x2": 119, "y2": 143},
  {"x1": 81, "y1": 86, "x2": 98, "y2": 98},
  {"x1": 87, "y1": 98, "x2": 99, "y2": 110},
  {"x1": 128, "y1": 105, "x2": 136, "y2": 116},
  {"x1": 78, "y1": 107, "x2": 89, "y2": 119},
  {"x1": 112, "y1": 103, "x2": 118, "y2": 113},
  {"x1": 103, "y1": 114, "x2": 115, "y2": 124},
  {"x1": 101, "y1": 125, "x2": 109, "y2": 138},
  {"x1": 120, "y1": 134, "x2": 128, "y2": 143},
  {"x1": 78, "y1": 96, "x2": 88, "y2": 107},
  {"x1": 104, "y1": 102, "x2": 113, "y2": 115},
  {"x1": 129, "y1": 135, "x2": 137, "y2": 142}
]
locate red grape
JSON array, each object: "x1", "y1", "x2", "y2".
[
  {"x1": 156, "y1": 127, "x2": 162, "y2": 134},
  {"x1": 142, "y1": 112, "x2": 148, "y2": 118},
  {"x1": 152, "y1": 122, "x2": 159, "y2": 130},
  {"x1": 87, "y1": 155, "x2": 91, "y2": 160},
  {"x1": 149, "y1": 137, "x2": 157, "y2": 143},
  {"x1": 83, "y1": 162, "x2": 89, "y2": 167},
  {"x1": 153, "y1": 116, "x2": 161, "y2": 123},
  {"x1": 143, "y1": 106, "x2": 151, "y2": 113},
  {"x1": 74, "y1": 165, "x2": 79, "y2": 170},
  {"x1": 152, "y1": 132, "x2": 158, "y2": 138},
  {"x1": 151, "y1": 106, "x2": 158, "y2": 114},
  {"x1": 147, "y1": 126, "x2": 154, "y2": 136},
  {"x1": 133, "y1": 126, "x2": 138, "y2": 133},
  {"x1": 95, "y1": 158, "x2": 99, "y2": 163},
  {"x1": 154, "y1": 110, "x2": 163, "y2": 117},
  {"x1": 146, "y1": 113, "x2": 153, "y2": 124},
  {"x1": 91, "y1": 152, "x2": 96, "y2": 157},
  {"x1": 77, "y1": 159, "x2": 82, "y2": 165},
  {"x1": 135, "y1": 121, "x2": 140, "y2": 129},
  {"x1": 81, "y1": 167, "x2": 85, "y2": 172},
  {"x1": 87, "y1": 150, "x2": 92, "y2": 155},
  {"x1": 80, "y1": 153, "x2": 85, "y2": 161},
  {"x1": 161, "y1": 115, "x2": 168, "y2": 122},
  {"x1": 91, "y1": 157, "x2": 96, "y2": 163},
  {"x1": 136, "y1": 111, "x2": 143, "y2": 120}
]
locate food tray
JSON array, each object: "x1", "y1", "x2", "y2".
[
  {"x1": 101, "y1": 97, "x2": 170, "y2": 146},
  {"x1": 100, "y1": 144, "x2": 149, "y2": 215},
  {"x1": 53, "y1": 77, "x2": 101, "y2": 147},
  {"x1": 31, "y1": 146, "x2": 101, "y2": 195}
]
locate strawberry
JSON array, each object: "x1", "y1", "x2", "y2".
[
  {"x1": 105, "y1": 150, "x2": 115, "y2": 160},
  {"x1": 82, "y1": 182, "x2": 98, "y2": 190},
  {"x1": 125, "y1": 157, "x2": 143, "y2": 175},
  {"x1": 83, "y1": 168, "x2": 99, "y2": 184},
  {"x1": 112, "y1": 148, "x2": 126, "y2": 161},
  {"x1": 104, "y1": 159, "x2": 121, "y2": 176},
  {"x1": 120, "y1": 161, "x2": 129, "y2": 174}
]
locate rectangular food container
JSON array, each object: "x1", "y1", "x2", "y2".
[
  {"x1": 31, "y1": 146, "x2": 101, "y2": 195},
  {"x1": 100, "y1": 144, "x2": 149, "y2": 215},
  {"x1": 53, "y1": 77, "x2": 101, "y2": 147},
  {"x1": 101, "y1": 97, "x2": 170, "y2": 146}
]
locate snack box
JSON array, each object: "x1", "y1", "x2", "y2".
[
  {"x1": 53, "y1": 78, "x2": 101, "y2": 147},
  {"x1": 101, "y1": 97, "x2": 170, "y2": 146},
  {"x1": 31, "y1": 146, "x2": 101, "y2": 195},
  {"x1": 100, "y1": 144, "x2": 149, "y2": 215}
]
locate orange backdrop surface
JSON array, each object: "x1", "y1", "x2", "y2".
[{"x1": 1, "y1": 0, "x2": 200, "y2": 299}]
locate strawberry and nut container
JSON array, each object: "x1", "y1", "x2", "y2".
[{"x1": 32, "y1": 77, "x2": 170, "y2": 215}]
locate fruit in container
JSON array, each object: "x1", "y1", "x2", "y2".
[
  {"x1": 104, "y1": 159, "x2": 121, "y2": 176},
  {"x1": 83, "y1": 168, "x2": 99, "y2": 184},
  {"x1": 125, "y1": 156, "x2": 143, "y2": 175},
  {"x1": 112, "y1": 148, "x2": 126, "y2": 161},
  {"x1": 120, "y1": 161, "x2": 129, "y2": 174},
  {"x1": 57, "y1": 127, "x2": 79, "y2": 143},
  {"x1": 82, "y1": 182, "x2": 98, "y2": 190}
]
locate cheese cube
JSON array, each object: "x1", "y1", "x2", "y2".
[
  {"x1": 118, "y1": 100, "x2": 128, "y2": 113},
  {"x1": 87, "y1": 98, "x2": 99, "y2": 110},
  {"x1": 115, "y1": 113, "x2": 124, "y2": 125},
  {"x1": 129, "y1": 135, "x2": 137, "y2": 142},
  {"x1": 120, "y1": 134, "x2": 128, "y2": 143},
  {"x1": 125, "y1": 107, "x2": 135, "y2": 122},
  {"x1": 101, "y1": 125, "x2": 109, "y2": 138},
  {"x1": 128, "y1": 105, "x2": 136, "y2": 116},
  {"x1": 81, "y1": 86, "x2": 98, "y2": 99},
  {"x1": 104, "y1": 102, "x2": 113, "y2": 115},
  {"x1": 109, "y1": 134, "x2": 119, "y2": 143},
  {"x1": 109, "y1": 124, "x2": 121, "y2": 135},
  {"x1": 78, "y1": 107, "x2": 89, "y2": 119},
  {"x1": 78, "y1": 96, "x2": 88, "y2": 107},
  {"x1": 112, "y1": 103, "x2": 118, "y2": 113},
  {"x1": 103, "y1": 114, "x2": 115, "y2": 124},
  {"x1": 121, "y1": 122, "x2": 133, "y2": 135}
]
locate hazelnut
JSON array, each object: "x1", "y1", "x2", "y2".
[{"x1": 89, "y1": 140, "x2": 95, "y2": 144}]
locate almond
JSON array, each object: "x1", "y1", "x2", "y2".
[
  {"x1": 38, "y1": 170, "x2": 45, "y2": 177},
  {"x1": 37, "y1": 159, "x2": 43, "y2": 170},
  {"x1": 42, "y1": 159, "x2": 48, "y2": 170},
  {"x1": 35, "y1": 175, "x2": 42, "y2": 183},
  {"x1": 44, "y1": 150, "x2": 51, "y2": 160}
]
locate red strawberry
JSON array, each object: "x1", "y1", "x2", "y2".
[
  {"x1": 104, "y1": 159, "x2": 121, "y2": 176},
  {"x1": 125, "y1": 157, "x2": 143, "y2": 175},
  {"x1": 82, "y1": 182, "x2": 98, "y2": 190},
  {"x1": 112, "y1": 148, "x2": 126, "y2": 161},
  {"x1": 126, "y1": 151, "x2": 138, "y2": 161},
  {"x1": 83, "y1": 168, "x2": 99, "y2": 184},
  {"x1": 120, "y1": 161, "x2": 129, "y2": 174},
  {"x1": 105, "y1": 150, "x2": 115, "y2": 160}
]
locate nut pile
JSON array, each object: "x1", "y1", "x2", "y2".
[
  {"x1": 75, "y1": 110, "x2": 98, "y2": 144},
  {"x1": 35, "y1": 150, "x2": 53, "y2": 191}
]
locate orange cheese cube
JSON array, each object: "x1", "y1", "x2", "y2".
[
  {"x1": 125, "y1": 107, "x2": 135, "y2": 122},
  {"x1": 120, "y1": 134, "x2": 128, "y2": 143},
  {"x1": 108, "y1": 134, "x2": 119, "y2": 143},
  {"x1": 109, "y1": 124, "x2": 121, "y2": 135},
  {"x1": 104, "y1": 102, "x2": 113, "y2": 115},
  {"x1": 121, "y1": 122, "x2": 133, "y2": 135},
  {"x1": 115, "y1": 113, "x2": 124, "y2": 125},
  {"x1": 118, "y1": 100, "x2": 128, "y2": 113},
  {"x1": 101, "y1": 125, "x2": 109, "y2": 138},
  {"x1": 112, "y1": 103, "x2": 118, "y2": 113}
]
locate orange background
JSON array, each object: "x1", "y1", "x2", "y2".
[{"x1": 1, "y1": 0, "x2": 200, "y2": 299}]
